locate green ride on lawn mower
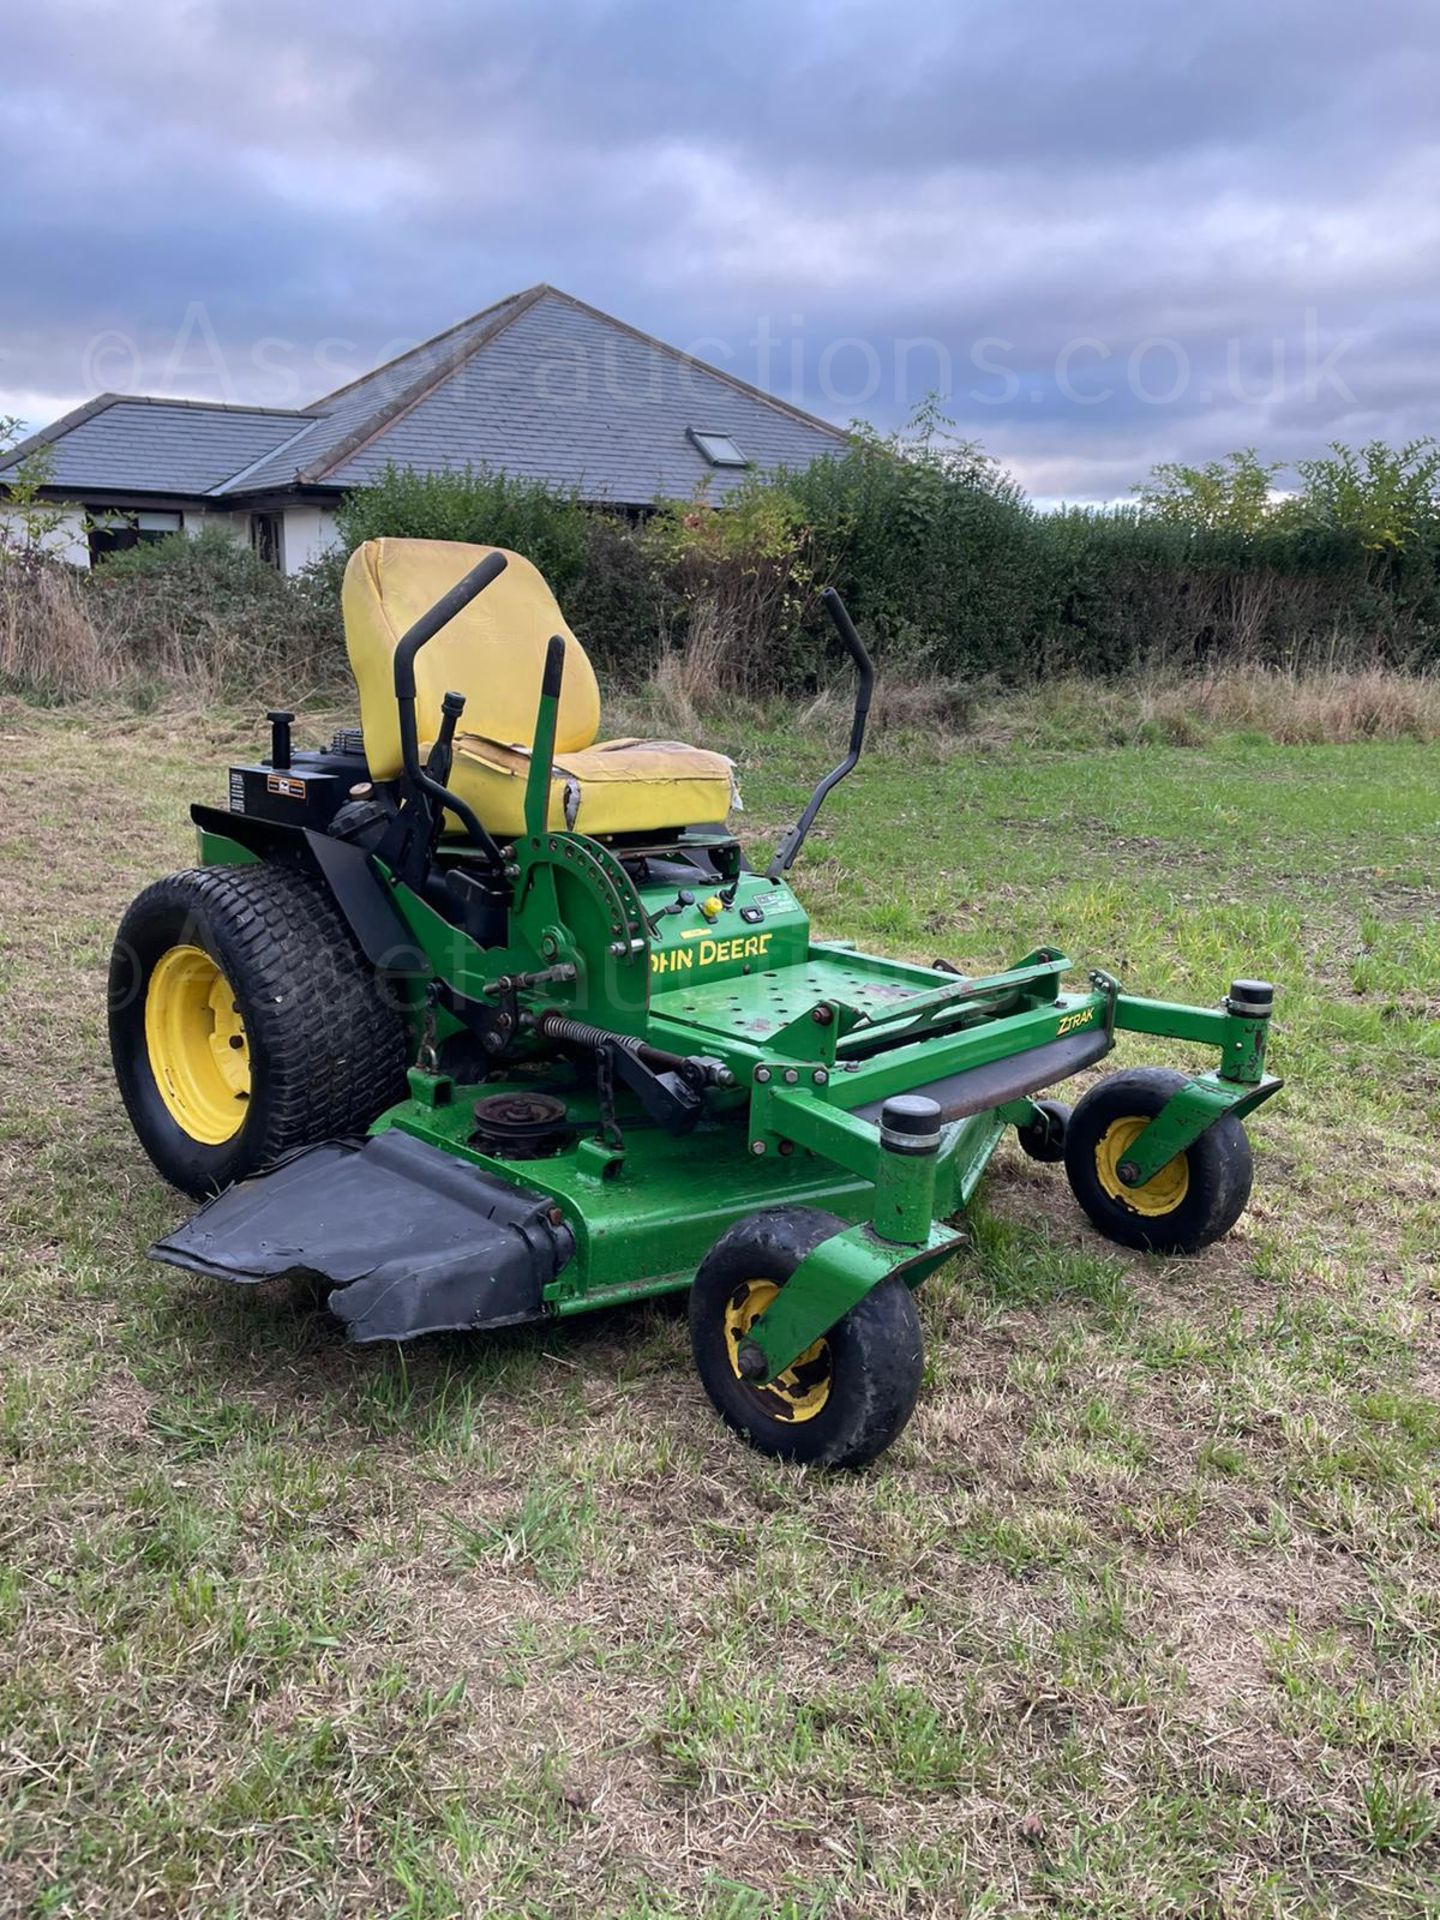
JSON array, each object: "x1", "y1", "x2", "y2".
[{"x1": 110, "y1": 539, "x2": 1282, "y2": 1468}]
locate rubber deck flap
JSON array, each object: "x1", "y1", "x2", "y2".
[
  {"x1": 148, "y1": 1129, "x2": 574, "y2": 1344},
  {"x1": 851, "y1": 1027, "x2": 1113, "y2": 1126}
]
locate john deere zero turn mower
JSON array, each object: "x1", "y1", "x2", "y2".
[{"x1": 110, "y1": 540, "x2": 1280, "y2": 1467}]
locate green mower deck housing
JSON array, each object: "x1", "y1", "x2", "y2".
[{"x1": 111, "y1": 544, "x2": 1281, "y2": 1467}]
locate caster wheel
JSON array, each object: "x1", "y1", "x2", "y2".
[
  {"x1": 1016, "y1": 1097, "x2": 1070, "y2": 1164},
  {"x1": 1063, "y1": 1067, "x2": 1253, "y2": 1254},
  {"x1": 689, "y1": 1207, "x2": 924, "y2": 1469}
]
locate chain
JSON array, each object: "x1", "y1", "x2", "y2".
[
  {"x1": 594, "y1": 1042, "x2": 624, "y2": 1154},
  {"x1": 418, "y1": 985, "x2": 441, "y2": 1074}
]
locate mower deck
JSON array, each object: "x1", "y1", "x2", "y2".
[
  {"x1": 149, "y1": 1073, "x2": 886, "y2": 1329},
  {"x1": 150, "y1": 925, "x2": 1123, "y2": 1348}
]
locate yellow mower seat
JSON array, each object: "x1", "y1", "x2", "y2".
[{"x1": 342, "y1": 538, "x2": 735, "y2": 837}]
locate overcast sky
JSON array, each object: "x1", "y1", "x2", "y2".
[{"x1": 3, "y1": 0, "x2": 1437, "y2": 500}]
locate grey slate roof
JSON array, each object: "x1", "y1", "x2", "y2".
[
  {"x1": 216, "y1": 289, "x2": 532, "y2": 494},
  {"x1": 0, "y1": 286, "x2": 848, "y2": 506},
  {"x1": 0, "y1": 396, "x2": 320, "y2": 495}
]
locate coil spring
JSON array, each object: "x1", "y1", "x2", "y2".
[{"x1": 538, "y1": 1014, "x2": 645, "y2": 1057}]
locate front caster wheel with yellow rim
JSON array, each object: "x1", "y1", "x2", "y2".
[
  {"x1": 109, "y1": 864, "x2": 408, "y2": 1199},
  {"x1": 1063, "y1": 1067, "x2": 1253, "y2": 1255},
  {"x1": 689, "y1": 1207, "x2": 925, "y2": 1469}
]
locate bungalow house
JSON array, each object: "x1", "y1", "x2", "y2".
[{"x1": 0, "y1": 285, "x2": 848, "y2": 573}]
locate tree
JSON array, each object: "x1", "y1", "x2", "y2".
[
  {"x1": 1133, "y1": 450, "x2": 1281, "y2": 535},
  {"x1": 1291, "y1": 439, "x2": 1440, "y2": 553},
  {"x1": 0, "y1": 417, "x2": 71, "y2": 563},
  {"x1": 850, "y1": 394, "x2": 1025, "y2": 504}
]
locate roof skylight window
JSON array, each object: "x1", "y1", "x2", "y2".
[{"x1": 687, "y1": 428, "x2": 749, "y2": 468}]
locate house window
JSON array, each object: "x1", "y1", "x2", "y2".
[
  {"x1": 687, "y1": 428, "x2": 750, "y2": 468},
  {"x1": 250, "y1": 512, "x2": 284, "y2": 570},
  {"x1": 87, "y1": 510, "x2": 182, "y2": 566}
]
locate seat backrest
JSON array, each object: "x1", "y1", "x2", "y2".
[{"x1": 342, "y1": 537, "x2": 602, "y2": 779}]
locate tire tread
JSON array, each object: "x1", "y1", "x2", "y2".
[
  {"x1": 689, "y1": 1206, "x2": 924, "y2": 1469},
  {"x1": 1063, "y1": 1065, "x2": 1253, "y2": 1255},
  {"x1": 111, "y1": 861, "x2": 410, "y2": 1194}
]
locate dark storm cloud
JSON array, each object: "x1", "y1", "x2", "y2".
[{"x1": 3, "y1": 0, "x2": 1437, "y2": 497}]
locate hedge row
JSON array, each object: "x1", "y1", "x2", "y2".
[
  {"x1": 12, "y1": 431, "x2": 1436, "y2": 706},
  {"x1": 331, "y1": 441, "x2": 1440, "y2": 690}
]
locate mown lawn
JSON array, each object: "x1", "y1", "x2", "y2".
[{"x1": 1, "y1": 701, "x2": 1437, "y2": 1918}]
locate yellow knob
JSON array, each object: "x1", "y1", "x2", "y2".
[{"x1": 699, "y1": 895, "x2": 724, "y2": 922}]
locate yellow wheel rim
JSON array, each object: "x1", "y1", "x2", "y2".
[
  {"x1": 144, "y1": 945, "x2": 251, "y2": 1145},
  {"x1": 723, "y1": 1278, "x2": 832, "y2": 1423},
  {"x1": 1094, "y1": 1115, "x2": 1189, "y2": 1217}
]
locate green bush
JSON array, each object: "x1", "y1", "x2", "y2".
[
  {"x1": 785, "y1": 409, "x2": 1050, "y2": 678},
  {"x1": 16, "y1": 424, "x2": 1440, "y2": 714},
  {"x1": 643, "y1": 477, "x2": 817, "y2": 695},
  {"x1": 565, "y1": 509, "x2": 674, "y2": 681},
  {"x1": 334, "y1": 464, "x2": 592, "y2": 602},
  {"x1": 333, "y1": 465, "x2": 665, "y2": 683},
  {"x1": 89, "y1": 527, "x2": 346, "y2": 697}
]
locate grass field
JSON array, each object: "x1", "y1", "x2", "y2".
[{"x1": 2, "y1": 700, "x2": 1438, "y2": 1919}]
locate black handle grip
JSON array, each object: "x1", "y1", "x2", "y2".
[
  {"x1": 266, "y1": 708, "x2": 295, "y2": 771},
  {"x1": 391, "y1": 551, "x2": 508, "y2": 872},
  {"x1": 540, "y1": 632, "x2": 567, "y2": 700},
  {"x1": 393, "y1": 550, "x2": 508, "y2": 700}
]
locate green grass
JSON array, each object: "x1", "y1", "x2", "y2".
[{"x1": 1, "y1": 699, "x2": 1438, "y2": 1916}]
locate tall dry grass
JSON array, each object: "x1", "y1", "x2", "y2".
[
  {"x1": 0, "y1": 543, "x2": 346, "y2": 708},
  {"x1": 0, "y1": 557, "x2": 117, "y2": 701},
  {"x1": 995, "y1": 667, "x2": 1440, "y2": 748},
  {"x1": 786, "y1": 664, "x2": 1440, "y2": 752}
]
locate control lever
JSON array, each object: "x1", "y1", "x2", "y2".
[
  {"x1": 391, "y1": 549, "x2": 508, "y2": 872},
  {"x1": 763, "y1": 587, "x2": 874, "y2": 882},
  {"x1": 426, "y1": 689, "x2": 466, "y2": 785},
  {"x1": 642, "y1": 887, "x2": 695, "y2": 938},
  {"x1": 267, "y1": 709, "x2": 295, "y2": 770}
]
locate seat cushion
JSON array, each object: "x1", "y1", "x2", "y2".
[{"x1": 449, "y1": 734, "x2": 736, "y2": 837}]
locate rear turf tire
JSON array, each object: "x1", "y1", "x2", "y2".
[
  {"x1": 689, "y1": 1207, "x2": 925, "y2": 1469},
  {"x1": 1063, "y1": 1066, "x2": 1253, "y2": 1255},
  {"x1": 109, "y1": 863, "x2": 410, "y2": 1199}
]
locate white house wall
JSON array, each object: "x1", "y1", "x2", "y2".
[
  {"x1": 0, "y1": 504, "x2": 91, "y2": 566},
  {"x1": 3, "y1": 499, "x2": 341, "y2": 575},
  {"x1": 181, "y1": 503, "x2": 340, "y2": 574},
  {"x1": 279, "y1": 506, "x2": 340, "y2": 575}
]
